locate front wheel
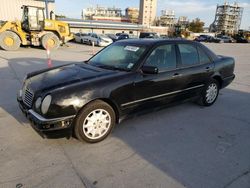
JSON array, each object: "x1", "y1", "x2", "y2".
[
  {"x1": 198, "y1": 80, "x2": 219, "y2": 106},
  {"x1": 41, "y1": 33, "x2": 60, "y2": 50},
  {"x1": 0, "y1": 31, "x2": 21, "y2": 51},
  {"x1": 74, "y1": 100, "x2": 116, "y2": 143}
]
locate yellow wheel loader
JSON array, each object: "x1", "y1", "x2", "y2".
[{"x1": 0, "y1": 5, "x2": 73, "y2": 51}]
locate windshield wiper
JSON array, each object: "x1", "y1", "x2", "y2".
[{"x1": 94, "y1": 64, "x2": 128, "y2": 71}]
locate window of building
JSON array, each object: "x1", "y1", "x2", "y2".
[
  {"x1": 178, "y1": 44, "x2": 199, "y2": 66},
  {"x1": 144, "y1": 44, "x2": 177, "y2": 71}
]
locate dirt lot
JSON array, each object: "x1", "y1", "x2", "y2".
[{"x1": 0, "y1": 42, "x2": 250, "y2": 188}]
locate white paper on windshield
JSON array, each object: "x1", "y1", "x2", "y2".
[
  {"x1": 124, "y1": 46, "x2": 139, "y2": 52},
  {"x1": 127, "y1": 63, "x2": 134, "y2": 69}
]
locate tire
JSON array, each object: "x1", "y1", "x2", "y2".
[
  {"x1": 198, "y1": 79, "x2": 219, "y2": 106},
  {"x1": 80, "y1": 39, "x2": 83, "y2": 44},
  {"x1": 88, "y1": 40, "x2": 92, "y2": 45},
  {"x1": 0, "y1": 31, "x2": 21, "y2": 51},
  {"x1": 41, "y1": 33, "x2": 60, "y2": 50},
  {"x1": 74, "y1": 100, "x2": 116, "y2": 143}
]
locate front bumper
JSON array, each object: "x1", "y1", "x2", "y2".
[{"x1": 17, "y1": 97, "x2": 75, "y2": 138}]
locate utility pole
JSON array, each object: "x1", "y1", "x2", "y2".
[{"x1": 45, "y1": 0, "x2": 49, "y2": 19}]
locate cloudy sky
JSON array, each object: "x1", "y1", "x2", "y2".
[{"x1": 56, "y1": 0, "x2": 250, "y2": 29}]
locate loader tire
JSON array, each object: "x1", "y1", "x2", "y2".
[
  {"x1": 0, "y1": 31, "x2": 21, "y2": 51},
  {"x1": 41, "y1": 33, "x2": 60, "y2": 50}
]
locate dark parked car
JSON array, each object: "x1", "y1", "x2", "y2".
[
  {"x1": 17, "y1": 39, "x2": 235, "y2": 143},
  {"x1": 233, "y1": 36, "x2": 248, "y2": 43},
  {"x1": 195, "y1": 35, "x2": 222, "y2": 43},
  {"x1": 217, "y1": 35, "x2": 236, "y2": 43},
  {"x1": 117, "y1": 33, "x2": 130, "y2": 40},
  {"x1": 139, "y1": 32, "x2": 159, "y2": 38}
]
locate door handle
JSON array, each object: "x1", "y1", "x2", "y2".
[
  {"x1": 172, "y1": 73, "x2": 182, "y2": 78},
  {"x1": 205, "y1": 67, "x2": 211, "y2": 72}
]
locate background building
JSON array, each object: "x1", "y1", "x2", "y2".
[
  {"x1": 159, "y1": 10, "x2": 176, "y2": 28},
  {"x1": 125, "y1": 7, "x2": 139, "y2": 24},
  {"x1": 178, "y1": 16, "x2": 189, "y2": 29},
  {"x1": 82, "y1": 6, "x2": 129, "y2": 22},
  {"x1": 0, "y1": 0, "x2": 55, "y2": 21},
  {"x1": 139, "y1": 0, "x2": 157, "y2": 27},
  {"x1": 210, "y1": 2, "x2": 243, "y2": 34}
]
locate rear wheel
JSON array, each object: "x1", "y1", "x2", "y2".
[
  {"x1": 198, "y1": 79, "x2": 219, "y2": 106},
  {"x1": 74, "y1": 100, "x2": 116, "y2": 143},
  {"x1": 0, "y1": 31, "x2": 21, "y2": 51},
  {"x1": 41, "y1": 33, "x2": 60, "y2": 50}
]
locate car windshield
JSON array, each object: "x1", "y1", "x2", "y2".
[{"x1": 88, "y1": 43, "x2": 147, "y2": 71}]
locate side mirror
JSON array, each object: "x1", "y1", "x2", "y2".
[{"x1": 141, "y1": 66, "x2": 158, "y2": 74}]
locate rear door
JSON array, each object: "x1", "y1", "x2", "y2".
[{"x1": 174, "y1": 43, "x2": 214, "y2": 99}]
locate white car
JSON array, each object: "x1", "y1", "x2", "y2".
[
  {"x1": 74, "y1": 33, "x2": 88, "y2": 43},
  {"x1": 83, "y1": 33, "x2": 113, "y2": 47}
]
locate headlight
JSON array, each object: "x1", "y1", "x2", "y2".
[
  {"x1": 35, "y1": 97, "x2": 42, "y2": 110},
  {"x1": 41, "y1": 95, "x2": 52, "y2": 114}
]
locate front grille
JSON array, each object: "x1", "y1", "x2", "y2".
[{"x1": 23, "y1": 89, "x2": 34, "y2": 108}]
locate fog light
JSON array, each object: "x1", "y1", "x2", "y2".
[{"x1": 19, "y1": 90, "x2": 22, "y2": 98}]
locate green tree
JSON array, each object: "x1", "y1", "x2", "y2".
[{"x1": 188, "y1": 18, "x2": 204, "y2": 33}]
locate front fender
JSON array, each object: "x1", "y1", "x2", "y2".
[{"x1": 46, "y1": 83, "x2": 113, "y2": 119}]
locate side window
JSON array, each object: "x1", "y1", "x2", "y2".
[
  {"x1": 198, "y1": 47, "x2": 211, "y2": 64},
  {"x1": 144, "y1": 44, "x2": 177, "y2": 71},
  {"x1": 178, "y1": 44, "x2": 199, "y2": 66}
]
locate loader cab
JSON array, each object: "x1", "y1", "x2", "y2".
[{"x1": 21, "y1": 6, "x2": 45, "y2": 32}]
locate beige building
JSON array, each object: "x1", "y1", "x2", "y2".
[
  {"x1": 125, "y1": 7, "x2": 139, "y2": 24},
  {"x1": 0, "y1": 0, "x2": 55, "y2": 21},
  {"x1": 210, "y1": 2, "x2": 243, "y2": 34},
  {"x1": 160, "y1": 10, "x2": 176, "y2": 27},
  {"x1": 139, "y1": 0, "x2": 157, "y2": 27},
  {"x1": 82, "y1": 6, "x2": 123, "y2": 20},
  {"x1": 81, "y1": 5, "x2": 130, "y2": 22}
]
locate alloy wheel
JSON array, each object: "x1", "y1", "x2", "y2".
[
  {"x1": 82, "y1": 109, "x2": 111, "y2": 140},
  {"x1": 205, "y1": 83, "x2": 218, "y2": 104}
]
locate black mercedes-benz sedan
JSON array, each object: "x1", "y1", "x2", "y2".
[{"x1": 17, "y1": 39, "x2": 235, "y2": 143}]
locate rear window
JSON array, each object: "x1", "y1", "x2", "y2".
[{"x1": 198, "y1": 47, "x2": 211, "y2": 64}]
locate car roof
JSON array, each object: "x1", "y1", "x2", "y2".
[
  {"x1": 140, "y1": 32, "x2": 157, "y2": 34},
  {"x1": 115, "y1": 38, "x2": 193, "y2": 46}
]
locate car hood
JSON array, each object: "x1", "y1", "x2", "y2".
[{"x1": 25, "y1": 63, "x2": 115, "y2": 93}]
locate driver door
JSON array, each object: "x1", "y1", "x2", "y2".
[{"x1": 121, "y1": 43, "x2": 185, "y2": 110}]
